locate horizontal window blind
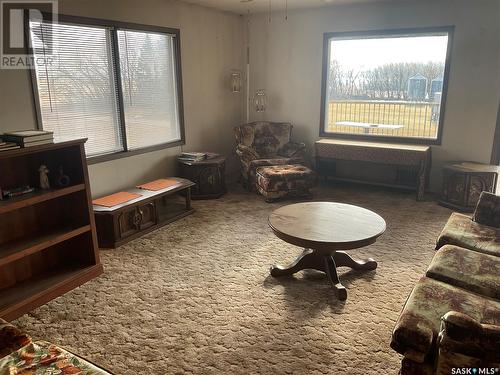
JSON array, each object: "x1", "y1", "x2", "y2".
[
  {"x1": 30, "y1": 21, "x2": 123, "y2": 157},
  {"x1": 117, "y1": 30, "x2": 181, "y2": 150}
]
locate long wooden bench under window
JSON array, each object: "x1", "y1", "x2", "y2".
[{"x1": 315, "y1": 139, "x2": 431, "y2": 200}]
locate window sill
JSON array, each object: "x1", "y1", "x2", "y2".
[
  {"x1": 87, "y1": 140, "x2": 185, "y2": 165},
  {"x1": 319, "y1": 131, "x2": 442, "y2": 146}
]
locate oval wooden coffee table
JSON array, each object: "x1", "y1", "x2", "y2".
[{"x1": 268, "y1": 202, "x2": 386, "y2": 300}]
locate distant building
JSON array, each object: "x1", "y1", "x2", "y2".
[
  {"x1": 430, "y1": 77, "x2": 444, "y2": 100},
  {"x1": 408, "y1": 73, "x2": 428, "y2": 101}
]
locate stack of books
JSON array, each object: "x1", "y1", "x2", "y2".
[
  {"x1": 0, "y1": 140, "x2": 20, "y2": 151},
  {"x1": 177, "y1": 152, "x2": 208, "y2": 162},
  {"x1": 1, "y1": 130, "x2": 54, "y2": 148}
]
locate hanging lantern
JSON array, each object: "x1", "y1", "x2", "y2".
[
  {"x1": 254, "y1": 90, "x2": 267, "y2": 112},
  {"x1": 230, "y1": 72, "x2": 242, "y2": 93}
]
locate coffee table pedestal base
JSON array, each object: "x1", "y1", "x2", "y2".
[{"x1": 270, "y1": 249, "x2": 377, "y2": 300}]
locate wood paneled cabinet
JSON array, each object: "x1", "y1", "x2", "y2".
[
  {"x1": 440, "y1": 162, "x2": 499, "y2": 212},
  {"x1": 0, "y1": 139, "x2": 102, "y2": 321},
  {"x1": 118, "y1": 203, "x2": 157, "y2": 238},
  {"x1": 177, "y1": 154, "x2": 226, "y2": 199},
  {"x1": 94, "y1": 178, "x2": 194, "y2": 248}
]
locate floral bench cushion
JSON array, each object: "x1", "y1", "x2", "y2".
[
  {"x1": 391, "y1": 277, "x2": 500, "y2": 364},
  {"x1": 256, "y1": 164, "x2": 316, "y2": 199},
  {"x1": 436, "y1": 212, "x2": 500, "y2": 257},
  {"x1": 426, "y1": 245, "x2": 500, "y2": 299},
  {"x1": 0, "y1": 340, "x2": 112, "y2": 375}
]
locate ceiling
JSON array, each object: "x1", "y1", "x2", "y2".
[{"x1": 182, "y1": 0, "x2": 389, "y2": 15}]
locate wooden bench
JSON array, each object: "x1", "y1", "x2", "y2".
[
  {"x1": 315, "y1": 139, "x2": 431, "y2": 200},
  {"x1": 93, "y1": 178, "x2": 194, "y2": 248}
]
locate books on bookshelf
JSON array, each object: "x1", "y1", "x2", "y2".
[
  {"x1": 0, "y1": 185, "x2": 35, "y2": 200},
  {"x1": 1, "y1": 130, "x2": 54, "y2": 148},
  {"x1": 177, "y1": 152, "x2": 207, "y2": 162},
  {"x1": 0, "y1": 141, "x2": 20, "y2": 151}
]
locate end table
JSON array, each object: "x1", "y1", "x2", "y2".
[
  {"x1": 178, "y1": 153, "x2": 226, "y2": 199},
  {"x1": 440, "y1": 161, "x2": 499, "y2": 212}
]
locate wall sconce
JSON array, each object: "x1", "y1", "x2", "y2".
[
  {"x1": 230, "y1": 71, "x2": 242, "y2": 93},
  {"x1": 253, "y1": 89, "x2": 267, "y2": 112}
]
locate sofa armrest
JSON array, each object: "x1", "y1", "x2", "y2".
[
  {"x1": 277, "y1": 141, "x2": 306, "y2": 158},
  {"x1": 472, "y1": 191, "x2": 500, "y2": 228},
  {"x1": 437, "y1": 311, "x2": 500, "y2": 363},
  {"x1": 236, "y1": 144, "x2": 260, "y2": 163},
  {"x1": 0, "y1": 319, "x2": 32, "y2": 359}
]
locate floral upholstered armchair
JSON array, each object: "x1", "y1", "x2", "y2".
[
  {"x1": 0, "y1": 318, "x2": 113, "y2": 374},
  {"x1": 234, "y1": 122, "x2": 306, "y2": 190}
]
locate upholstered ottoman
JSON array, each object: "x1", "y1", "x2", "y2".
[{"x1": 255, "y1": 164, "x2": 316, "y2": 202}]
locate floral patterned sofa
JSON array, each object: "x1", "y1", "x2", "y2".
[
  {"x1": 234, "y1": 122, "x2": 306, "y2": 190},
  {"x1": 0, "y1": 319, "x2": 112, "y2": 374},
  {"x1": 391, "y1": 192, "x2": 500, "y2": 374}
]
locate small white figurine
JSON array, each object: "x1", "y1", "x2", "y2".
[{"x1": 39, "y1": 165, "x2": 50, "y2": 189}]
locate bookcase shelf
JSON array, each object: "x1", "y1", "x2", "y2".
[
  {"x1": 0, "y1": 184, "x2": 85, "y2": 215},
  {"x1": 0, "y1": 139, "x2": 102, "y2": 321},
  {"x1": 0, "y1": 224, "x2": 91, "y2": 267},
  {"x1": 0, "y1": 263, "x2": 103, "y2": 320}
]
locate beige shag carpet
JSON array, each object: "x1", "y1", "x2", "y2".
[{"x1": 15, "y1": 183, "x2": 452, "y2": 374}]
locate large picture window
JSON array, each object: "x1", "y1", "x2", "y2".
[
  {"x1": 29, "y1": 16, "x2": 184, "y2": 160},
  {"x1": 320, "y1": 27, "x2": 453, "y2": 144}
]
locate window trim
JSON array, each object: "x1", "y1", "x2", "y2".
[
  {"x1": 491, "y1": 101, "x2": 500, "y2": 165},
  {"x1": 319, "y1": 26, "x2": 455, "y2": 145},
  {"x1": 27, "y1": 13, "x2": 186, "y2": 164}
]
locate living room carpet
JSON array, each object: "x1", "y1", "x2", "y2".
[{"x1": 14, "y1": 183, "x2": 452, "y2": 374}]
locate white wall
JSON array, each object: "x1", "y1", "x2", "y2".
[
  {"x1": 0, "y1": 0, "x2": 245, "y2": 197},
  {"x1": 248, "y1": 0, "x2": 500, "y2": 191}
]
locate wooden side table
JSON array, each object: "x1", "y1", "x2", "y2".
[
  {"x1": 177, "y1": 153, "x2": 226, "y2": 199},
  {"x1": 440, "y1": 162, "x2": 499, "y2": 212}
]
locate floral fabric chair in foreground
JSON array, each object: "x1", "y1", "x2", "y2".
[
  {"x1": 0, "y1": 319, "x2": 113, "y2": 375},
  {"x1": 234, "y1": 122, "x2": 306, "y2": 190}
]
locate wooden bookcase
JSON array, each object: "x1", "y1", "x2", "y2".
[{"x1": 0, "y1": 139, "x2": 103, "y2": 321}]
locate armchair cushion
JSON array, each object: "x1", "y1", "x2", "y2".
[
  {"x1": 277, "y1": 141, "x2": 306, "y2": 158},
  {"x1": 436, "y1": 212, "x2": 500, "y2": 257},
  {"x1": 473, "y1": 191, "x2": 500, "y2": 228},
  {"x1": 235, "y1": 122, "x2": 292, "y2": 157}
]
